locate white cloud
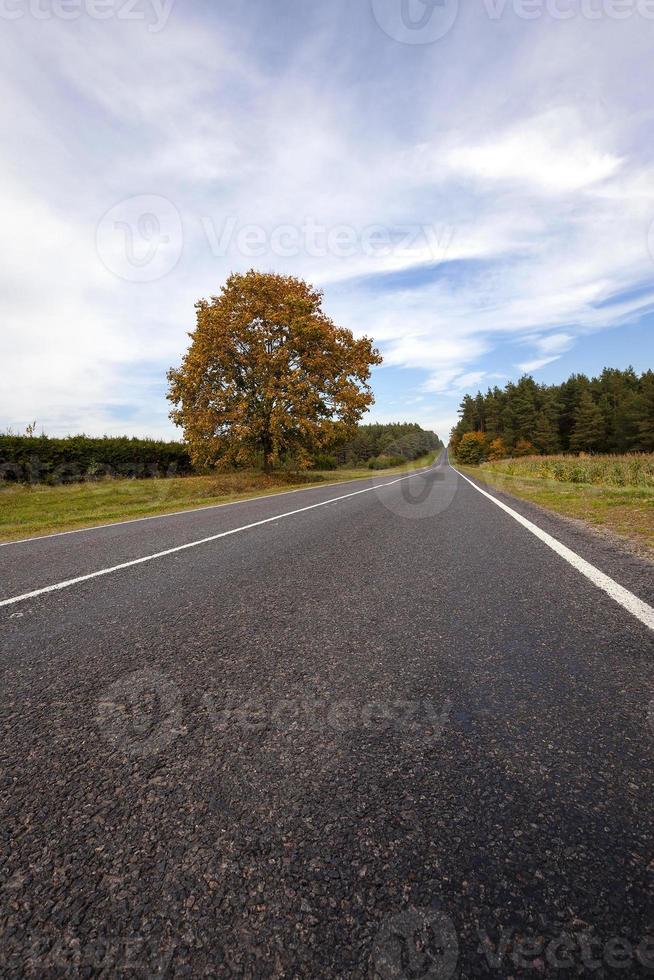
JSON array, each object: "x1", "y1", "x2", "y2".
[
  {"x1": 445, "y1": 108, "x2": 622, "y2": 194},
  {"x1": 423, "y1": 369, "x2": 486, "y2": 394},
  {"x1": 532, "y1": 333, "x2": 575, "y2": 355},
  {"x1": 517, "y1": 356, "x2": 561, "y2": 373},
  {"x1": 515, "y1": 331, "x2": 575, "y2": 372}
]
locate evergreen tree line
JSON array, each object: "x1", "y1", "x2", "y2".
[
  {"x1": 450, "y1": 368, "x2": 654, "y2": 463},
  {"x1": 328, "y1": 423, "x2": 443, "y2": 469}
]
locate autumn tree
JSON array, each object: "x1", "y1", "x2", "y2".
[
  {"x1": 167, "y1": 271, "x2": 382, "y2": 472},
  {"x1": 455, "y1": 431, "x2": 487, "y2": 465}
]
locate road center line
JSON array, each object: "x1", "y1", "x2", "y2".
[
  {"x1": 0, "y1": 473, "x2": 402, "y2": 548},
  {"x1": 452, "y1": 465, "x2": 654, "y2": 632},
  {"x1": 0, "y1": 466, "x2": 434, "y2": 609}
]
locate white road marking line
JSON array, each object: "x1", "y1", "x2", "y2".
[
  {"x1": 0, "y1": 477, "x2": 386, "y2": 548},
  {"x1": 452, "y1": 465, "x2": 654, "y2": 632},
  {"x1": 0, "y1": 467, "x2": 435, "y2": 609},
  {"x1": 0, "y1": 462, "x2": 438, "y2": 548}
]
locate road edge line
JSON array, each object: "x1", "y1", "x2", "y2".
[{"x1": 451, "y1": 464, "x2": 654, "y2": 633}]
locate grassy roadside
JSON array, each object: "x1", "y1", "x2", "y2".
[
  {"x1": 0, "y1": 452, "x2": 439, "y2": 543},
  {"x1": 457, "y1": 456, "x2": 654, "y2": 554}
]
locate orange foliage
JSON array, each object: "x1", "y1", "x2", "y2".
[
  {"x1": 168, "y1": 271, "x2": 381, "y2": 472},
  {"x1": 513, "y1": 438, "x2": 536, "y2": 457},
  {"x1": 487, "y1": 437, "x2": 508, "y2": 461},
  {"x1": 455, "y1": 431, "x2": 487, "y2": 465}
]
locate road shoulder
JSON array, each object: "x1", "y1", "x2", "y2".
[{"x1": 455, "y1": 463, "x2": 654, "y2": 607}]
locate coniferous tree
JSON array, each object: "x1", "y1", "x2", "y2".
[
  {"x1": 634, "y1": 371, "x2": 654, "y2": 451},
  {"x1": 533, "y1": 413, "x2": 559, "y2": 455},
  {"x1": 532, "y1": 388, "x2": 560, "y2": 454},
  {"x1": 512, "y1": 377, "x2": 539, "y2": 441},
  {"x1": 568, "y1": 392, "x2": 605, "y2": 452},
  {"x1": 485, "y1": 387, "x2": 504, "y2": 440}
]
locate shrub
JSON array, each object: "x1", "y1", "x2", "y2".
[
  {"x1": 368, "y1": 454, "x2": 406, "y2": 470},
  {"x1": 311, "y1": 454, "x2": 338, "y2": 471},
  {"x1": 455, "y1": 431, "x2": 487, "y2": 465},
  {"x1": 513, "y1": 439, "x2": 536, "y2": 457},
  {"x1": 487, "y1": 437, "x2": 508, "y2": 461}
]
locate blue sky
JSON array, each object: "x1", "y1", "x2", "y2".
[{"x1": 2, "y1": 0, "x2": 654, "y2": 442}]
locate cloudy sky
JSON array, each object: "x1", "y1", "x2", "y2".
[{"x1": 2, "y1": 0, "x2": 654, "y2": 443}]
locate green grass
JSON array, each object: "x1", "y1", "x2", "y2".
[
  {"x1": 0, "y1": 452, "x2": 439, "y2": 542},
  {"x1": 458, "y1": 453, "x2": 654, "y2": 553}
]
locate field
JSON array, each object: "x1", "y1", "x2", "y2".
[
  {"x1": 460, "y1": 453, "x2": 654, "y2": 553},
  {"x1": 0, "y1": 453, "x2": 438, "y2": 542}
]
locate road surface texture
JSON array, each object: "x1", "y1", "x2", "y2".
[{"x1": 1, "y1": 453, "x2": 653, "y2": 978}]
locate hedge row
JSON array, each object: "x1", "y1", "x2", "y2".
[
  {"x1": 0, "y1": 435, "x2": 193, "y2": 484},
  {"x1": 0, "y1": 425, "x2": 444, "y2": 485}
]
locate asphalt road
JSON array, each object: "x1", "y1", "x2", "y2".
[{"x1": 1, "y1": 453, "x2": 654, "y2": 978}]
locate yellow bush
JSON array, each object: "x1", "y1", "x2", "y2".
[{"x1": 456, "y1": 431, "x2": 487, "y2": 465}]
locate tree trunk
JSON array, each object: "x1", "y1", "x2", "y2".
[{"x1": 261, "y1": 432, "x2": 273, "y2": 474}]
